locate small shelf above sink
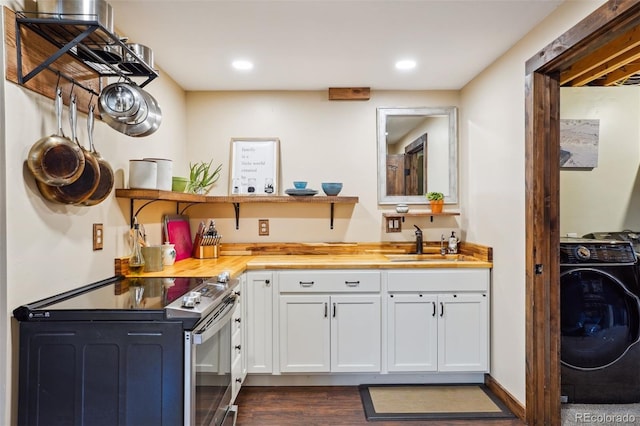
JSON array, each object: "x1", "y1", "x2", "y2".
[{"x1": 383, "y1": 211, "x2": 460, "y2": 232}]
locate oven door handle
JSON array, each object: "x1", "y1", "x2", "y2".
[{"x1": 193, "y1": 296, "x2": 237, "y2": 345}]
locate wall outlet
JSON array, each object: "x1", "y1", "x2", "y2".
[
  {"x1": 93, "y1": 223, "x2": 104, "y2": 250},
  {"x1": 258, "y1": 219, "x2": 269, "y2": 236}
]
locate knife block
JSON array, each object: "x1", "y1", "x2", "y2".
[{"x1": 193, "y1": 243, "x2": 219, "y2": 259}]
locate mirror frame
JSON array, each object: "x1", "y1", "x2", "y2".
[{"x1": 377, "y1": 106, "x2": 458, "y2": 205}]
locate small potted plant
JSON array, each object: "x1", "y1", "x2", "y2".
[
  {"x1": 186, "y1": 160, "x2": 222, "y2": 194},
  {"x1": 426, "y1": 191, "x2": 444, "y2": 213}
]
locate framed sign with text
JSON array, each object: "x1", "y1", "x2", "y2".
[{"x1": 229, "y1": 138, "x2": 280, "y2": 195}]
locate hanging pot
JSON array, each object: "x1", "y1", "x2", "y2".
[
  {"x1": 27, "y1": 88, "x2": 85, "y2": 186},
  {"x1": 82, "y1": 105, "x2": 114, "y2": 206},
  {"x1": 36, "y1": 0, "x2": 115, "y2": 33},
  {"x1": 121, "y1": 43, "x2": 154, "y2": 73},
  {"x1": 37, "y1": 95, "x2": 101, "y2": 204}
]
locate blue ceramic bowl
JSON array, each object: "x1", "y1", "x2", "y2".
[
  {"x1": 321, "y1": 182, "x2": 343, "y2": 196},
  {"x1": 293, "y1": 181, "x2": 307, "y2": 189}
]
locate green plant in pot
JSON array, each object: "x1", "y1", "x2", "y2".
[
  {"x1": 186, "y1": 160, "x2": 222, "y2": 194},
  {"x1": 426, "y1": 191, "x2": 444, "y2": 213}
]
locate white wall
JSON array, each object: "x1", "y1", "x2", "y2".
[
  {"x1": 560, "y1": 87, "x2": 640, "y2": 236},
  {"x1": 184, "y1": 90, "x2": 462, "y2": 243},
  {"x1": 460, "y1": 0, "x2": 606, "y2": 405},
  {"x1": 1, "y1": 4, "x2": 189, "y2": 421}
]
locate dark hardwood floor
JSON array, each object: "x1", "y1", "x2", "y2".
[{"x1": 234, "y1": 386, "x2": 526, "y2": 426}]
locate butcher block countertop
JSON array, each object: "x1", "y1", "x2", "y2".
[{"x1": 115, "y1": 242, "x2": 492, "y2": 279}]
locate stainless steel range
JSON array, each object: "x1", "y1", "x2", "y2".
[{"x1": 13, "y1": 273, "x2": 239, "y2": 426}]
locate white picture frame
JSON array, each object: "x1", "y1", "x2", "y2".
[{"x1": 229, "y1": 138, "x2": 280, "y2": 195}]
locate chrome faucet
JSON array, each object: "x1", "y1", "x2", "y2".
[
  {"x1": 440, "y1": 234, "x2": 447, "y2": 256},
  {"x1": 414, "y1": 225, "x2": 423, "y2": 254}
]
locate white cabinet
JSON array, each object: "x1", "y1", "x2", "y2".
[
  {"x1": 231, "y1": 274, "x2": 247, "y2": 402},
  {"x1": 387, "y1": 293, "x2": 438, "y2": 371},
  {"x1": 279, "y1": 295, "x2": 330, "y2": 372},
  {"x1": 386, "y1": 269, "x2": 490, "y2": 373},
  {"x1": 278, "y1": 271, "x2": 381, "y2": 373},
  {"x1": 331, "y1": 294, "x2": 381, "y2": 372},
  {"x1": 246, "y1": 271, "x2": 274, "y2": 374},
  {"x1": 438, "y1": 293, "x2": 488, "y2": 372}
]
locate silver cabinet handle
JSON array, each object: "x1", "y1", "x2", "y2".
[
  {"x1": 345, "y1": 280, "x2": 360, "y2": 287},
  {"x1": 299, "y1": 281, "x2": 315, "y2": 287}
]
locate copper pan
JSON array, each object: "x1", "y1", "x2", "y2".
[
  {"x1": 82, "y1": 105, "x2": 114, "y2": 206},
  {"x1": 37, "y1": 95, "x2": 101, "y2": 204},
  {"x1": 27, "y1": 88, "x2": 85, "y2": 186}
]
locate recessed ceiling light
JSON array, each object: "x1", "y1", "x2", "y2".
[
  {"x1": 395, "y1": 60, "x2": 416, "y2": 70},
  {"x1": 232, "y1": 60, "x2": 254, "y2": 71}
]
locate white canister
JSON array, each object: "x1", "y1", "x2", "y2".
[
  {"x1": 129, "y1": 160, "x2": 157, "y2": 189},
  {"x1": 162, "y1": 242, "x2": 177, "y2": 266},
  {"x1": 144, "y1": 158, "x2": 173, "y2": 191}
]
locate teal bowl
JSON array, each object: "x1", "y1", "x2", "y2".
[{"x1": 321, "y1": 182, "x2": 342, "y2": 196}]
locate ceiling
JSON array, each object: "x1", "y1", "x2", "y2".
[{"x1": 108, "y1": 0, "x2": 565, "y2": 91}]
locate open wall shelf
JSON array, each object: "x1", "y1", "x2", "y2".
[{"x1": 115, "y1": 189, "x2": 359, "y2": 230}]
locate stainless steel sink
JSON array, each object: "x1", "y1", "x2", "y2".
[{"x1": 384, "y1": 254, "x2": 474, "y2": 262}]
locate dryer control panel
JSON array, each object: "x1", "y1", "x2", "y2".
[{"x1": 560, "y1": 239, "x2": 637, "y2": 265}]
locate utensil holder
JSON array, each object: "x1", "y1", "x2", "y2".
[{"x1": 194, "y1": 243, "x2": 219, "y2": 259}]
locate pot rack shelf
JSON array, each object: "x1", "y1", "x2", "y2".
[
  {"x1": 116, "y1": 189, "x2": 359, "y2": 230},
  {"x1": 14, "y1": 11, "x2": 159, "y2": 96}
]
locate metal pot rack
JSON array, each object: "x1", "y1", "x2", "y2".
[{"x1": 15, "y1": 11, "x2": 159, "y2": 96}]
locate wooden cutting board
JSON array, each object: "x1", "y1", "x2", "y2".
[{"x1": 163, "y1": 215, "x2": 193, "y2": 261}]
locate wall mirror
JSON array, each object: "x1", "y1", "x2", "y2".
[{"x1": 377, "y1": 106, "x2": 458, "y2": 205}]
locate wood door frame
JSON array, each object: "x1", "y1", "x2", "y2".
[{"x1": 525, "y1": 1, "x2": 640, "y2": 424}]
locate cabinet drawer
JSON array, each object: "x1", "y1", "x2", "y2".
[
  {"x1": 387, "y1": 269, "x2": 489, "y2": 292},
  {"x1": 279, "y1": 271, "x2": 380, "y2": 293}
]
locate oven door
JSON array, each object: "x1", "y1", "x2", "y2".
[{"x1": 185, "y1": 295, "x2": 237, "y2": 426}]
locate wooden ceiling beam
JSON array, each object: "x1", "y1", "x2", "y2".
[
  {"x1": 592, "y1": 59, "x2": 640, "y2": 85},
  {"x1": 560, "y1": 24, "x2": 640, "y2": 85},
  {"x1": 563, "y1": 44, "x2": 640, "y2": 86}
]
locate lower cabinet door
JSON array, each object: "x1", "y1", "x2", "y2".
[
  {"x1": 438, "y1": 293, "x2": 489, "y2": 372},
  {"x1": 279, "y1": 295, "x2": 331, "y2": 372},
  {"x1": 331, "y1": 294, "x2": 381, "y2": 372},
  {"x1": 246, "y1": 271, "x2": 273, "y2": 374},
  {"x1": 387, "y1": 293, "x2": 438, "y2": 372}
]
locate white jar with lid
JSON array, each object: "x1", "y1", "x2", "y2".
[
  {"x1": 143, "y1": 158, "x2": 173, "y2": 191},
  {"x1": 129, "y1": 159, "x2": 157, "y2": 189}
]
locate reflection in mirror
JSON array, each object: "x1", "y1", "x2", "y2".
[{"x1": 377, "y1": 106, "x2": 458, "y2": 205}]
